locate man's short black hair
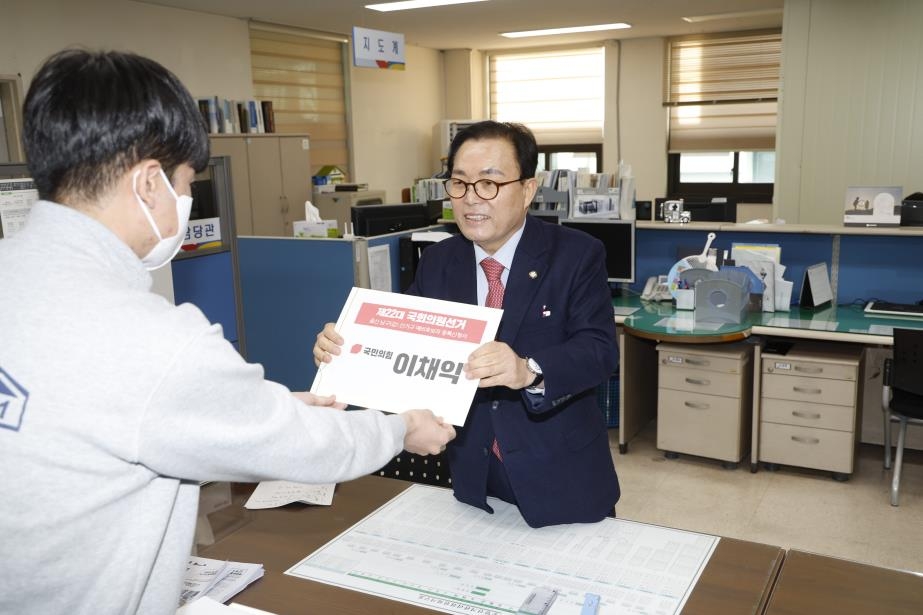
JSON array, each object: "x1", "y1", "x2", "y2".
[
  {"x1": 446, "y1": 120, "x2": 538, "y2": 180},
  {"x1": 23, "y1": 48, "x2": 210, "y2": 203}
]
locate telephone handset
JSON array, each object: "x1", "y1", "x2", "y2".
[{"x1": 641, "y1": 275, "x2": 672, "y2": 302}]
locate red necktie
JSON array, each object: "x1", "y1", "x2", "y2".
[
  {"x1": 480, "y1": 257, "x2": 505, "y2": 461},
  {"x1": 481, "y1": 257, "x2": 505, "y2": 308}
]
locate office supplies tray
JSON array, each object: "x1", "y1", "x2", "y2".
[{"x1": 864, "y1": 301, "x2": 923, "y2": 318}]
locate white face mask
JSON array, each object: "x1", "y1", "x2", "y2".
[{"x1": 132, "y1": 169, "x2": 193, "y2": 271}]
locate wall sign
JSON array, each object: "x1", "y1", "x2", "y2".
[{"x1": 352, "y1": 26, "x2": 405, "y2": 70}]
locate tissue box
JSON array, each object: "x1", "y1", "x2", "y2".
[{"x1": 293, "y1": 220, "x2": 338, "y2": 238}]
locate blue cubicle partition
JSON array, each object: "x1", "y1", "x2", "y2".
[
  {"x1": 632, "y1": 227, "x2": 923, "y2": 307},
  {"x1": 236, "y1": 237, "x2": 356, "y2": 391},
  {"x1": 632, "y1": 228, "x2": 835, "y2": 304},
  {"x1": 838, "y1": 234, "x2": 923, "y2": 305},
  {"x1": 235, "y1": 228, "x2": 442, "y2": 392},
  {"x1": 172, "y1": 250, "x2": 240, "y2": 349}
]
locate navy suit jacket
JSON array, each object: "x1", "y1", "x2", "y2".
[{"x1": 407, "y1": 215, "x2": 620, "y2": 527}]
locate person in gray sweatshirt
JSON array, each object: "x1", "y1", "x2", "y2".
[{"x1": 0, "y1": 48, "x2": 456, "y2": 615}]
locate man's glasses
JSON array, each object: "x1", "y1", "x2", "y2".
[{"x1": 442, "y1": 177, "x2": 524, "y2": 200}]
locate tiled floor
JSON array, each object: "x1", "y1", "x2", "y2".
[{"x1": 610, "y1": 423, "x2": 923, "y2": 574}]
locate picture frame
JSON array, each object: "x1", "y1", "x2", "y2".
[{"x1": 843, "y1": 186, "x2": 902, "y2": 227}]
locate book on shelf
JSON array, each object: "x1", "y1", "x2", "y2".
[
  {"x1": 196, "y1": 97, "x2": 273, "y2": 134},
  {"x1": 260, "y1": 100, "x2": 275, "y2": 133}
]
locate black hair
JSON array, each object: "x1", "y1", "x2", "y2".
[
  {"x1": 22, "y1": 48, "x2": 210, "y2": 203},
  {"x1": 446, "y1": 120, "x2": 538, "y2": 180}
]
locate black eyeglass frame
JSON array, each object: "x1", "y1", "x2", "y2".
[{"x1": 442, "y1": 177, "x2": 525, "y2": 200}]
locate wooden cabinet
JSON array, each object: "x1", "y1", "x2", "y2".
[
  {"x1": 656, "y1": 341, "x2": 754, "y2": 467},
  {"x1": 209, "y1": 135, "x2": 311, "y2": 237},
  {"x1": 759, "y1": 342, "x2": 864, "y2": 480}
]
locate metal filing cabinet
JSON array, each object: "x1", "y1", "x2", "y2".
[
  {"x1": 657, "y1": 341, "x2": 754, "y2": 468},
  {"x1": 759, "y1": 342, "x2": 864, "y2": 481}
]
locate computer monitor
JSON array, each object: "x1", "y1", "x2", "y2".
[
  {"x1": 528, "y1": 210, "x2": 564, "y2": 224},
  {"x1": 350, "y1": 202, "x2": 431, "y2": 237},
  {"x1": 560, "y1": 218, "x2": 636, "y2": 284}
]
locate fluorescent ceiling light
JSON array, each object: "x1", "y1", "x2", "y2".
[
  {"x1": 366, "y1": 0, "x2": 488, "y2": 12},
  {"x1": 682, "y1": 9, "x2": 782, "y2": 23},
  {"x1": 501, "y1": 23, "x2": 631, "y2": 39}
]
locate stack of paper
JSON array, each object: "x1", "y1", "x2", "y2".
[{"x1": 178, "y1": 556, "x2": 264, "y2": 608}]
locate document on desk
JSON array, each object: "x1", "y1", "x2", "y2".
[
  {"x1": 311, "y1": 287, "x2": 502, "y2": 426},
  {"x1": 286, "y1": 484, "x2": 718, "y2": 615},
  {"x1": 244, "y1": 481, "x2": 335, "y2": 509}
]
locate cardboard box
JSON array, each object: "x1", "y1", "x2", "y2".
[{"x1": 312, "y1": 165, "x2": 347, "y2": 187}]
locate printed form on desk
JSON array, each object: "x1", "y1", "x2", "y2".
[{"x1": 285, "y1": 484, "x2": 718, "y2": 615}]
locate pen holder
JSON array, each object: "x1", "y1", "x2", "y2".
[{"x1": 674, "y1": 288, "x2": 695, "y2": 310}]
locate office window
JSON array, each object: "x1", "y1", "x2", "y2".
[
  {"x1": 249, "y1": 23, "x2": 350, "y2": 178},
  {"x1": 537, "y1": 144, "x2": 602, "y2": 173},
  {"x1": 488, "y1": 46, "x2": 604, "y2": 145},
  {"x1": 665, "y1": 30, "x2": 780, "y2": 203}
]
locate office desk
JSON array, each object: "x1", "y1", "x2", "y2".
[
  {"x1": 763, "y1": 550, "x2": 923, "y2": 615},
  {"x1": 612, "y1": 297, "x2": 923, "y2": 458},
  {"x1": 199, "y1": 476, "x2": 784, "y2": 615}
]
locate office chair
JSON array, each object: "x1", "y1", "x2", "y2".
[{"x1": 882, "y1": 328, "x2": 923, "y2": 506}]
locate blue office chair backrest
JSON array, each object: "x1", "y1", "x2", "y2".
[{"x1": 892, "y1": 328, "x2": 923, "y2": 398}]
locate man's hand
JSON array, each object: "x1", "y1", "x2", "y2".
[
  {"x1": 292, "y1": 391, "x2": 347, "y2": 410},
  {"x1": 401, "y1": 410, "x2": 457, "y2": 455},
  {"x1": 464, "y1": 341, "x2": 533, "y2": 389},
  {"x1": 312, "y1": 322, "x2": 343, "y2": 367}
]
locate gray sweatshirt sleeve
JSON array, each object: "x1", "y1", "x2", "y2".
[{"x1": 134, "y1": 319, "x2": 406, "y2": 484}]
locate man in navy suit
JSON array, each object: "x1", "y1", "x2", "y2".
[{"x1": 315, "y1": 121, "x2": 620, "y2": 527}]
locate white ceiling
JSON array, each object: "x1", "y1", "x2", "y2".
[{"x1": 139, "y1": 0, "x2": 783, "y2": 51}]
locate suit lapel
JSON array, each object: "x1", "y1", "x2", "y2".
[
  {"x1": 497, "y1": 217, "x2": 550, "y2": 344},
  {"x1": 447, "y1": 240, "x2": 478, "y2": 304}
]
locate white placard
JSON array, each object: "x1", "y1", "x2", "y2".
[{"x1": 310, "y1": 287, "x2": 502, "y2": 426}]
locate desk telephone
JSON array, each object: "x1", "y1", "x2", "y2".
[{"x1": 642, "y1": 275, "x2": 672, "y2": 302}]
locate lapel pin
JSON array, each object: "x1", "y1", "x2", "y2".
[{"x1": 529, "y1": 270, "x2": 538, "y2": 279}]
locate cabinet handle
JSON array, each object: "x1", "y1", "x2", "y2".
[
  {"x1": 792, "y1": 410, "x2": 821, "y2": 420},
  {"x1": 685, "y1": 377, "x2": 710, "y2": 386},
  {"x1": 684, "y1": 401, "x2": 710, "y2": 410},
  {"x1": 791, "y1": 435, "x2": 820, "y2": 445},
  {"x1": 792, "y1": 386, "x2": 822, "y2": 395},
  {"x1": 794, "y1": 365, "x2": 823, "y2": 374},
  {"x1": 685, "y1": 358, "x2": 710, "y2": 366}
]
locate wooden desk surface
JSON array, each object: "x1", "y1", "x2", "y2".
[
  {"x1": 764, "y1": 550, "x2": 923, "y2": 615},
  {"x1": 199, "y1": 476, "x2": 783, "y2": 615}
]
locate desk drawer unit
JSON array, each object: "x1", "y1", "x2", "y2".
[
  {"x1": 657, "y1": 342, "x2": 753, "y2": 465},
  {"x1": 759, "y1": 342, "x2": 863, "y2": 479}
]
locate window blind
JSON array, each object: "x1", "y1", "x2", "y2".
[
  {"x1": 249, "y1": 23, "x2": 349, "y2": 176},
  {"x1": 665, "y1": 30, "x2": 781, "y2": 152},
  {"x1": 488, "y1": 46, "x2": 604, "y2": 145}
]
